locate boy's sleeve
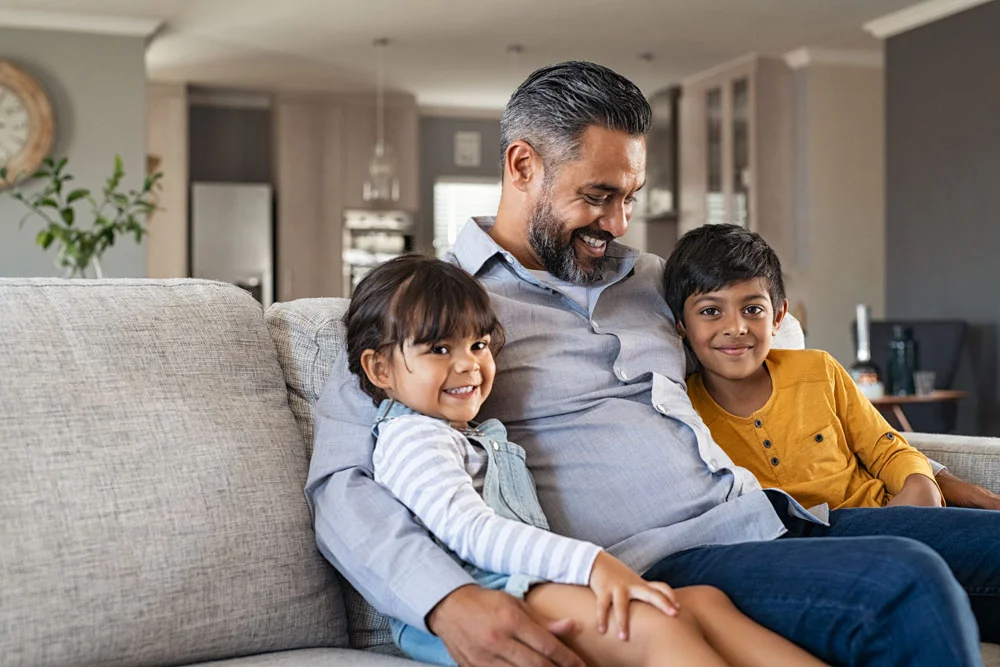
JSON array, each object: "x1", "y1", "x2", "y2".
[{"x1": 828, "y1": 353, "x2": 942, "y2": 499}]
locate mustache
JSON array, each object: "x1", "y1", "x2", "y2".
[{"x1": 573, "y1": 227, "x2": 614, "y2": 244}]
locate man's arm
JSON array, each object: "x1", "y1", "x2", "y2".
[
  {"x1": 307, "y1": 352, "x2": 584, "y2": 667},
  {"x1": 307, "y1": 360, "x2": 475, "y2": 629},
  {"x1": 935, "y1": 469, "x2": 1000, "y2": 510}
]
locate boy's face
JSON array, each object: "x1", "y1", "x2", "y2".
[{"x1": 678, "y1": 278, "x2": 788, "y2": 385}]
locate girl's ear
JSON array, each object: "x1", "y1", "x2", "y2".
[
  {"x1": 772, "y1": 299, "x2": 789, "y2": 334},
  {"x1": 360, "y1": 349, "x2": 394, "y2": 391},
  {"x1": 675, "y1": 319, "x2": 687, "y2": 339}
]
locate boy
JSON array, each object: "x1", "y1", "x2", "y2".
[{"x1": 663, "y1": 223, "x2": 943, "y2": 510}]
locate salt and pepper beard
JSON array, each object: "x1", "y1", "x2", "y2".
[{"x1": 526, "y1": 190, "x2": 614, "y2": 285}]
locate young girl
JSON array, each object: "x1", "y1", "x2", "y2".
[{"x1": 345, "y1": 253, "x2": 826, "y2": 667}]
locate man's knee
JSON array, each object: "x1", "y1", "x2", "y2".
[{"x1": 868, "y1": 537, "x2": 963, "y2": 605}]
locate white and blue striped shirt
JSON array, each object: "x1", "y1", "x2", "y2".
[{"x1": 373, "y1": 413, "x2": 600, "y2": 586}]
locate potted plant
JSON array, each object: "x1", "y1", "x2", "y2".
[{"x1": 1, "y1": 155, "x2": 162, "y2": 278}]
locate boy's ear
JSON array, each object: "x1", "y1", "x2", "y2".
[
  {"x1": 360, "y1": 349, "x2": 394, "y2": 391},
  {"x1": 772, "y1": 299, "x2": 789, "y2": 334}
]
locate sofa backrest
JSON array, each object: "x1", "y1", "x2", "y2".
[
  {"x1": 265, "y1": 297, "x2": 402, "y2": 655},
  {"x1": 0, "y1": 279, "x2": 347, "y2": 667}
]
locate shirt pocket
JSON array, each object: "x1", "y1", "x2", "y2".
[{"x1": 790, "y1": 424, "x2": 850, "y2": 477}]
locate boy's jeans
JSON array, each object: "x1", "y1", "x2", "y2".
[{"x1": 645, "y1": 497, "x2": 1000, "y2": 666}]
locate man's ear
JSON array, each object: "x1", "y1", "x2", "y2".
[
  {"x1": 504, "y1": 140, "x2": 542, "y2": 194},
  {"x1": 772, "y1": 299, "x2": 789, "y2": 334},
  {"x1": 360, "y1": 349, "x2": 393, "y2": 391}
]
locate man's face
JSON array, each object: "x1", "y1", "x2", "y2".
[{"x1": 526, "y1": 126, "x2": 646, "y2": 284}]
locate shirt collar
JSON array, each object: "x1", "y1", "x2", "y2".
[{"x1": 447, "y1": 216, "x2": 640, "y2": 286}]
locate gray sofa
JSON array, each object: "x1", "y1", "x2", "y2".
[{"x1": 1, "y1": 278, "x2": 998, "y2": 666}]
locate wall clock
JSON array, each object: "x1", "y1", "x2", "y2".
[{"x1": 0, "y1": 60, "x2": 55, "y2": 188}]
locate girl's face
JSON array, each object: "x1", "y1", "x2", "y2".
[{"x1": 368, "y1": 332, "x2": 496, "y2": 429}]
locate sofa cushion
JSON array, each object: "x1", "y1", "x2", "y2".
[
  {"x1": 266, "y1": 298, "x2": 401, "y2": 655},
  {"x1": 0, "y1": 279, "x2": 348, "y2": 667}
]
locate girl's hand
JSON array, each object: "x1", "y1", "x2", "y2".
[{"x1": 587, "y1": 551, "x2": 680, "y2": 640}]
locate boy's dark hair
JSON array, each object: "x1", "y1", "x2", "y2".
[
  {"x1": 664, "y1": 224, "x2": 786, "y2": 324},
  {"x1": 345, "y1": 254, "x2": 506, "y2": 405}
]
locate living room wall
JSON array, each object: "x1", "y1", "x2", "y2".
[
  {"x1": 418, "y1": 115, "x2": 502, "y2": 254},
  {"x1": 885, "y1": 0, "x2": 1000, "y2": 435},
  {"x1": 0, "y1": 27, "x2": 147, "y2": 278}
]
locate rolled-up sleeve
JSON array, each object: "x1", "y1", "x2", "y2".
[{"x1": 306, "y1": 351, "x2": 474, "y2": 631}]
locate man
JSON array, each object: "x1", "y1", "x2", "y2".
[{"x1": 308, "y1": 61, "x2": 1000, "y2": 667}]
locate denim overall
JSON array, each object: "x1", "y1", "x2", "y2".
[{"x1": 374, "y1": 400, "x2": 550, "y2": 666}]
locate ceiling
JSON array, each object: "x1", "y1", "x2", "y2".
[{"x1": 0, "y1": 0, "x2": 920, "y2": 110}]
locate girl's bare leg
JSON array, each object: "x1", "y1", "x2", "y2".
[
  {"x1": 675, "y1": 586, "x2": 828, "y2": 667},
  {"x1": 525, "y1": 582, "x2": 730, "y2": 667}
]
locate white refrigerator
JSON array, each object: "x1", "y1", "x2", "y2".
[{"x1": 190, "y1": 182, "x2": 274, "y2": 308}]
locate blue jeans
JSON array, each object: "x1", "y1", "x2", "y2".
[{"x1": 644, "y1": 494, "x2": 1000, "y2": 667}]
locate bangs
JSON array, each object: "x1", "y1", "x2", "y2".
[{"x1": 385, "y1": 266, "x2": 505, "y2": 353}]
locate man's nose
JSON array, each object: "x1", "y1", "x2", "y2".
[{"x1": 599, "y1": 200, "x2": 629, "y2": 238}]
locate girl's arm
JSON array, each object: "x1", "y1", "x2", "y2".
[{"x1": 374, "y1": 415, "x2": 601, "y2": 586}]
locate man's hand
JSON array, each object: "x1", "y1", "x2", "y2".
[
  {"x1": 427, "y1": 585, "x2": 585, "y2": 667},
  {"x1": 886, "y1": 473, "x2": 943, "y2": 507},
  {"x1": 936, "y1": 469, "x2": 1000, "y2": 510}
]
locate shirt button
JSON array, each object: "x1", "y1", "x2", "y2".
[
  {"x1": 814, "y1": 434, "x2": 824, "y2": 443},
  {"x1": 654, "y1": 403, "x2": 664, "y2": 413},
  {"x1": 505, "y1": 255, "x2": 514, "y2": 263},
  {"x1": 591, "y1": 319, "x2": 599, "y2": 329},
  {"x1": 754, "y1": 419, "x2": 763, "y2": 428},
  {"x1": 770, "y1": 456, "x2": 780, "y2": 466},
  {"x1": 886, "y1": 433, "x2": 895, "y2": 440},
  {"x1": 491, "y1": 440, "x2": 500, "y2": 450},
  {"x1": 763, "y1": 439, "x2": 772, "y2": 448},
  {"x1": 619, "y1": 370, "x2": 628, "y2": 380},
  {"x1": 708, "y1": 458, "x2": 718, "y2": 471}
]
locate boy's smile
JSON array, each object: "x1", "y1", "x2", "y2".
[{"x1": 678, "y1": 278, "x2": 787, "y2": 397}]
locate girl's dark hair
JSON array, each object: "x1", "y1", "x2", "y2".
[
  {"x1": 345, "y1": 254, "x2": 506, "y2": 405},
  {"x1": 664, "y1": 224, "x2": 786, "y2": 325}
]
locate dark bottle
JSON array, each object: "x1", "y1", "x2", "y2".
[{"x1": 886, "y1": 325, "x2": 917, "y2": 396}]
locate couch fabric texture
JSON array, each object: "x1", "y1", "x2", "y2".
[{"x1": 0, "y1": 280, "x2": 347, "y2": 667}]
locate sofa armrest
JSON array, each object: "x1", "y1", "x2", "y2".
[{"x1": 906, "y1": 432, "x2": 1000, "y2": 494}]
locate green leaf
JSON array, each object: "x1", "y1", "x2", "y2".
[
  {"x1": 35, "y1": 229, "x2": 55, "y2": 249},
  {"x1": 0, "y1": 167, "x2": 7, "y2": 180},
  {"x1": 114, "y1": 154, "x2": 123, "y2": 174},
  {"x1": 67, "y1": 189, "x2": 89, "y2": 203},
  {"x1": 54, "y1": 157, "x2": 68, "y2": 174},
  {"x1": 60, "y1": 208, "x2": 75, "y2": 226},
  {"x1": 39, "y1": 198, "x2": 60, "y2": 209}
]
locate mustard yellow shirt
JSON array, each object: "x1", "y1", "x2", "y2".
[{"x1": 687, "y1": 349, "x2": 940, "y2": 510}]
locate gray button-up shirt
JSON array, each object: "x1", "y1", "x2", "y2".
[{"x1": 307, "y1": 218, "x2": 789, "y2": 631}]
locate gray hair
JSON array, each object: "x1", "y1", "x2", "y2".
[{"x1": 500, "y1": 61, "x2": 652, "y2": 170}]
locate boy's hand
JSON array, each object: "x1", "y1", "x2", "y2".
[
  {"x1": 886, "y1": 473, "x2": 943, "y2": 508},
  {"x1": 587, "y1": 551, "x2": 679, "y2": 640}
]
